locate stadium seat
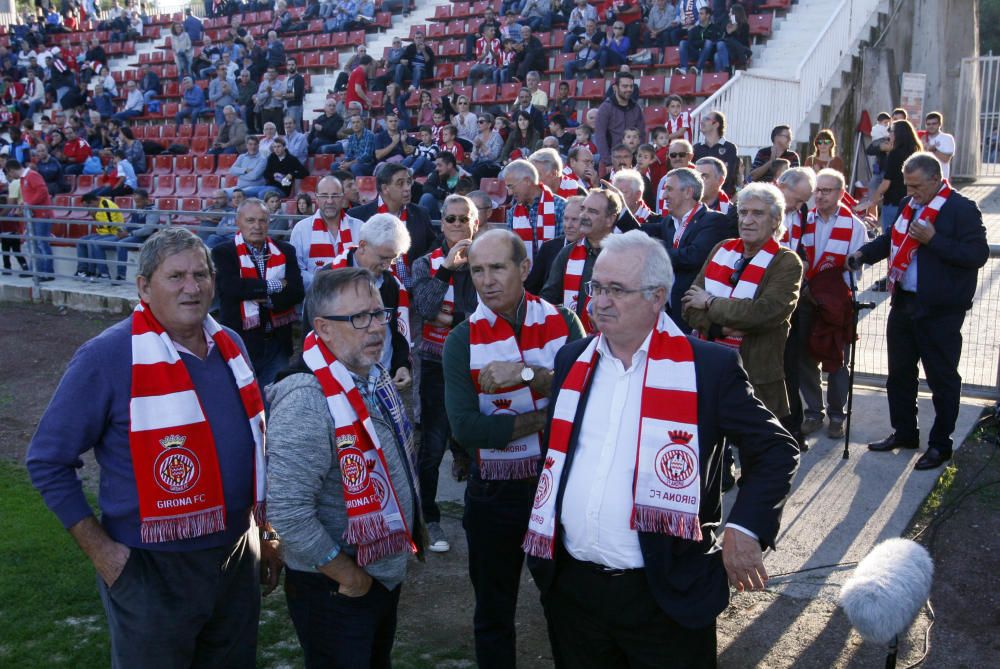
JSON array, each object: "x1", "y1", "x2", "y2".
[
  {"x1": 312, "y1": 154, "x2": 335, "y2": 173},
  {"x1": 216, "y1": 154, "x2": 238, "y2": 173},
  {"x1": 175, "y1": 198, "x2": 203, "y2": 226},
  {"x1": 175, "y1": 175, "x2": 198, "y2": 197},
  {"x1": 498, "y1": 82, "x2": 520, "y2": 103},
  {"x1": 152, "y1": 175, "x2": 176, "y2": 197},
  {"x1": 638, "y1": 75, "x2": 666, "y2": 99},
  {"x1": 355, "y1": 176, "x2": 377, "y2": 203},
  {"x1": 72, "y1": 175, "x2": 95, "y2": 195},
  {"x1": 669, "y1": 73, "x2": 697, "y2": 97},
  {"x1": 662, "y1": 47, "x2": 680, "y2": 69},
  {"x1": 190, "y1": 137, "x2": 209, "y2": 154},
  {"x1": 178, "y1": 125, "x2": 194, "y2": 139},
  {"x1": 749, "y1": 14, "x2": 773, "y2": 36},
  {"x1": 298, "y1": 175, "x2": 321, "y2": 194},
  {"x1": 157, "y1": 198, "x2": 178, "y2": 217},
  {"x1": 151, "y1": 155, "x2": 173, "y2": 176},
  {"x1": 194, "y1": 155, "x2": 216, "y2": 174},
  {"x1": 454, "y1": 62, "x2": 472, "y2": 81},
  {"x1": 643, "y1": 106, "x2": 668, "y2": 127},
  {"x1": 697, "y1": 72, "x2": 730, "y2": 96},
  {"x1": 579, "y1": 79, "x2": 606, "y2": 101},
  {"x1": 474, "y1": 84, "x2": 497, "y2": 105},
  {"x1": 173, "y1": 155, "x2": 195, "y2": 174},
  {"x1": 200, "y1": 174, "x2": 221, "y2": 192}
]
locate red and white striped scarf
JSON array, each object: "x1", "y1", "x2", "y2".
[
  {"x1": 234, "y1": 233, "x2": 297, "y2": 330},
  {"x1": 302, "y1": 331, "x2": 417, "y2": 566},
  {"x1": 306, "y1": 211, "x2": 353, "y2": 270},
  {"x1": 700, "y1": 238, "x2": 781, "y2": 348},
  {"x1": 779, "y1": 209, "x2": 803, "y2": 251},
  {"x1": 557, "y1": 165, "x2": 583, "y2": 199},
  {"x1": 562, "y1": 240, "x2": 594, "y2": 332},
  {"x1": 666, "y1": 111, "x2": 692, "y2": 143},
  {"x1": 327, "y1": 247, "x2": 412, "y2": 347},
  {"x1": 634, "y1": 200, "x2": 653, "y2": 225},
  {"x1": 511, "y1": 184, "x2": 557, "y2": 266},
  {"x1": 712, "y1": 191, "x2": 731, "y2": 214},
  {"x1": 129, "y1": 302, "x2": 266, "y2": 544},
  {"x1": 801, "y1": 204, "x2": 857, "y2": 280},
  {"x1": 889, "y1": 180, "x2": 952, "y2": 293},
  {"x1": 421, "y1": 247, "x2": 455, "y2": 356},
  {"x1": 523, "y1": 312, "x2": 702, "y2": 559},
  {"x1": 377, "y1": 197, "x2": 411, "y2": 281},
  {"x1": 469, "y1": 294, "x2": 569, "y2": 480}
]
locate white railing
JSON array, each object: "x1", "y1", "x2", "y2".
[{"x1": 690, "y1": 0, "x2": 884, "y2": 155}]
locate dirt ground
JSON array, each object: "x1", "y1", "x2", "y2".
[{"x1": 2, "y1": 300, "x2": 999, "y2": 668}]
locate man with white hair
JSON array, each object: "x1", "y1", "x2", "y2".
[
  {"x1": 528, "y1": 148, "x2": 568, "y2": 197},
  {"x1": 209, "y1": 105, "x2": 248, "y2": 155},
  {"x1": 541, "y1": 189, "x2": 623, "y2": 332},
  {"x1": 776, "y1": 166, "x2": 816, "y2": 252},
  {"x1": 323, "y1": 214, "x2": 414, "y2": 390},
  {"x1": 502, "y1": 159, "x2": 567, "y2": 267},
  {"x1": 612, "y1": 168, "x2": 655, "y2": 225},
  {"x1": 525, "y1": 230, "x2": 798, "y2": 668},
  {"x1": 290, "y1": 176, "x2": 361, "y2": 291},
  {"x1": 797, "y1": 168, "x2": 868, "y2": 440}
]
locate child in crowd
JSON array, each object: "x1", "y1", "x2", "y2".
[
  {"x1": 437, "y1": 124, "x2": 465, "y2": 164},
  {"x1": 403, "y1": 125, "x2": 439, "y2": 177}
]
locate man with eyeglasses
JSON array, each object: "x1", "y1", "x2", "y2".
[
  {"x1": 322, "y1": 214, "x2": 414, "y2": 391},
  {"x1": 524, "y1": 230, "x2": 798, "y2": 668},
  {"x1": 290, "y1": 175, "x2": 361, "y2": 291},
  {"x1": 266, "y1": 267, "x2": 424, "y2": 668},
  {"x1": 795, "y1": 169, "x2": 868, "y2": 441},
  {"x1": 412, "y1": 195, "x2": 484, "y2": 555},
  {"x1": 542, "y1": 189, "x2": 623, "y2": 332},
  {"x1": 212, "y1": 198, "x2": 305, "y2": 387},
  {"x1": 643, "y1": 167, "x2": 734, "y2": 332},
  {"x1": 443, "y1": 228, "x2": 585, "y2": 669}
]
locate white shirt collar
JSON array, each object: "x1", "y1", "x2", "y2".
[{"x1": 596, "y1": 328, "x2": 654, "y2": 374}]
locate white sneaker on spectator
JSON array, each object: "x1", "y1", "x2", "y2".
[
  {"x1": 676, "y1": 66, "x2": 687, "y2": 75},
  {"x1": 427, "y1": 522, "x2": 450, "y2": 553}
]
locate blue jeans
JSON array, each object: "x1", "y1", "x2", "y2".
[
  {"x1": 468, "y1": 63, "x2": 495, "y2": 84},
  {"x1": 116, "y1": 234, "x2": 147, "y2": 280},
  {"x1": 524, "y1": 14, "x2": 551, "y2": 32},
  {"x1": 881, "y1": 203, "x2": 900, "y2": 233},
  {"x1": 76, "y1": 233, "x2": 118, "y2": 276},
  {"x1": 402, "y1": 154, "x2": 433, "y2": 177},
  {"x1": 28, "y1": 214, "x2": 54, "y2": 275},
  {"x1": 284, "y1": 569, "x2": 402, "y2": 669},
  {"x1": 112, "y1": 109, "x2": 142, "y2": 123},
  {"x1": 175, "y1": 52, "x2": 192, "y2": 79},
  {"x1": 205, "y1": 232, "x2": 235, "y2": 248},
  {"x1": 418, "y1": 193, "x2": 442, "y2": 221},
  {"x1": 252, "y1": 336, "x2": 289, "y2": 389},
  {"x1": 564, "y1": 59, "x2": 597, "y2": 79},
  {"x1": 679, "y1": 39, "x2": 716, "y2": 71},
  {"x1": 714, "y1": 41, "x2": 730, "y2": 71},
  {"x1": 175, "y1": 104, "x2": 205, "y2": 127},
  {"x1": 394, "y1": 62, "x2": 426, "y2": 88},
  {"x1": 599, "y1": 47, "x2": 627, "y2": 70}
]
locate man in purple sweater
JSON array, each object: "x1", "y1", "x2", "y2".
[{"x1": 26, "y1": 228, "x2": 282, "y2": 669}]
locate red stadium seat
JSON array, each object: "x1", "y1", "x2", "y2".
[
  {"x1": 643, "y1": 106, "x2": 668, "y2": 127},
  {"x1": 454, "y1": 62, "x2": 472, "y2": 81},
  {"x1": 216, "y1": 154, "x2": 237, "y2": 173},
  {"x1": 200, "y1": 174, "x2": 221, "y2": 192},
  {"x1": 474, "y1": 84, "x2": 497, "y2": 104},
  {"x1": 749, "y1": 14, "x2": 773, "y2": 36},
  {"x1": 312, "y1": 154, "x2": 335, "y2": 173},
  {"x1": 157, "y1": 197, "x2": 178, "y2": 215},
  {"x1": 175, "y1": 175, "x2": 198, "y2": 197},
  {"x1": 151, "y1": 154, "x2": 173, "y2": 175},
  {"x1": 152, "y1": 175, "x2": 176, "y2": 197},
  {"x1": 661, "y1": 47, "x2": 680, "y2": 68},
  {"x1": 579, "y1": 79, "x2": 606, "y2": 101},
  {"x1": 72, "y1": 175, "x2": 95, "y2": 194},
  {"x1": 173, "y1": 155, "x2": 195, "y2": 174},
  {"x1": 315, "y1": 33, "x2": 332, "y2": 50},
  {"x1": 697, "y1": 72, "x2": 730, "y2": 96},
  {"x1": 190, "y1": 137, "x2": 209, "y2": 154},
  {"x1": 298, "y1": 175, "x2": 320, "y2": 194},
  {"x1": 498, "y1": 82, "x2": 520, "y2": 103},
  {"x1": 669, "y1": 73, "x2": 696, "y2": 97},
  {"x1": 638, "y1": 75, "x2": 666, "y2": 98},
  {"x1": 177, "y1": 124, "x2": 194, "y2": 139},
  {"x1": 194, "y1": 155, "x2": 216, "y2": 174}
]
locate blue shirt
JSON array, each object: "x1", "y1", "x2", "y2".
[
  {"x1": 344, "y1": 129, "x2": 376, "y2": 162},
  {"x1": 183, "y1": 84, "x2": 206, "y2": 109}
]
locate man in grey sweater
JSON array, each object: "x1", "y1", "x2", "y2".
[
  {"x1": 227, "y1": 136, "x2": 268, "y2": 197},
  {"x1": 267, "y1": 267, "x2": 425, "y2": 669}
]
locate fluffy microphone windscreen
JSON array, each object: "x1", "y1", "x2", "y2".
[{"x1": 839, "y1": 538, "x2": 934, "y2": 645}]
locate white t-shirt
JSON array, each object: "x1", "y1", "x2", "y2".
[{"x1": 924, "y1": 131, "x2": 955, "y2": 179}]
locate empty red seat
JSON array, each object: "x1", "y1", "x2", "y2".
[
  {"x1": 200, "y1": 174, "x2": 221, "y2": 192},
  {"x1": 669, "y1": 73, "x2": 696, "y2": 97},
  {"x1": 697, "y1": 72, "x2": 730, "y2": 96},
  {"x1": 662, "y1": 47, "x2": 680, "y2": 68},
  {"x1": 749, "y1": 14, "x2": 773, "y2": 36},
  {"x1": 579, "y1": 79, "x2": 606, "y2": 101},
  {"x1": 638, "y1": 75, "x2": 666, "y2": 98},
  {"x1": 151, "y1": 155, "x2": 173, "y2": 175},
  {"x1": 643, "y1": 106, "x2": 668, "y2": 127},
  {"x1": 194, "y1": 155, "x2": 216, "y2": 174},
  {"x1": 152, "y1": 175, "x2": 176, "y2": 197},
  {"x1": 173, "y1": 155, "x2": 195, "y2": 174},
  {"x1": 474, "y1": 84, "x2": 497, "y2": 104},
  {"x1": 175, "y1": 175, "x2": 198, "y2": 197},
  {"x1": 312, "y1": 154, "x2": 335, "y2": 173}
]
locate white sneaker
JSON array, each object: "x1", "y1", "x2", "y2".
[{"x1": 427, "y1": 522, "x2": 450, "y2": 553}]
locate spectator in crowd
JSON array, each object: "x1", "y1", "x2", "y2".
[
  {"x1": 922, "y1": 111, "x2": 955, "y2": 180},
  {"x1": 89, "y1": 83, "x2": 115, "y2": 121},
  {"x1": 263, "y1": 191, "x2": 288, "y2": 231},
  {"x1": 594, "y1": 72, "x2": 645, "y2": 171},
  {"x1": 228, "y1": 136, "x2": 269, "y2": 197},
  {"x1": 511, "y1": 25, "x2": 547, "y2": 82},
  {"x1": 345, "y1": 55, "x2": 376, "y2": 112},
  {"x1": 684, "y1": 180, "x2": 803, "y2": 437},
  {"x1": 716, "y1": 3, "x2": 752, "y2": 73},
  {"x1": 502, "y1": 159, "x2": 566, "y2": 267},
  {"x1": 209, "y1": 65, "x2": 239, "y2": 127},
  {"x1": 170, "y1": 22, "x2": 194, "y2": 79},
  {"x1": 284, "y1": 58, "x2": 306, "y2": 130},
  {"x1": 443, "y1": 228, "x2": 585, "y2": 668},
  {"x1": 750, "y1": 124, "x2": 800, "y2": 182},
  {"x1": 336, "y1": 170, "x2": 364, "y2": 209},
  {"x1": 645, "y1": 0, "x2": 679, "y2": 48},
  {"x1": 525, "y1": 230, "x2": 798, "y2": 668},
  {"x1": 28, "y1": 227, "x2": 276, "y2": 669},
  {"x1": 282, "y1": 117, "x2": 308, "y2": 164},
  {"x1": 795, "y1": 168, "x2": 867, "y2": 440},
  {"x1": 267, "y1": 267, "x2": 422, "y2": 668},
  {"x1": 613, "y1": 168, "x2": 656, "y2": 224},
  {"x1": 183, "y1": 7, "x2": 204, "y2": 42},
  {"x1": 259, "y1": 122, "x2": 279, "y2": 156},
  {"x1": 566, "y1": 145, "x2": 596, "y2": 192},
  {"x1": 31, "y1": 143, "x2": 68, "y2": 195},
  {"x1": 254, "y1": 67, "x2": 287, "y2": 132},
  {"x1": 469, "y1": 24, "x2": 502, "y2": 86},
  {"x1": 600, "y1": 21, "x2": 631, "y2": 70},
  {"x1": 501, "y1": 111, "x2": 542, "y2": 165},
  {"x1": 419, "y1": 152, "x2": 467, "y2": 220},
  {"x1": 693, "y1": 109, "x2": 740, "y2": 195},
  {"x1": 521, "y1": 0, "x2": 552, "y2": 32},
  {"x1": 90, "y1": 149, "x2": 137, "y2": 199},
  {"x1": 75, "y1": 192, "x2": 124, "y2": 280},
  {"x1": 564, "y1": 29, "x2": 601, "y2": 80},
  {"x1": 565, "y1": 0, "x2": 599, "y2": 51},
  {"x1": 4, "y1": 158, "x2": 53, "y2": 279},
  {"x1": 290, "y1": 175, "x2": 361, "y2": 291},
  {"x1": 175, "y1": 77, "x2": 207, "y2": 129},
  {"x1": 374, "y1": 110, "x2": 413, "y2": 168},
  {"x1": 333, "y1": 114, "x2": 377, "y2": 177},
  {"x1": 262, "y1": 137, "x2": 308, "y2": 198},
  {"x1": 678, "y1": 6, "x2": 722, "y2": 75},
  {"x1": 193, "y1": 35, "x2": 223, "y2": 81},
  {"x1": 210, "y1": 105, "x2": 249, "y2": 156},
  {"x1": 643, "y1": 167, "x2": 734, "y2": 332},
  {"x1": 412, "y1": 194, "x2": 482, "y2": 555},
  {"x1": 114, "y1": 188, "x2": 160, "y2": 282},
  {"x1": 112, "y1": 80, "x2": 145, "y2": 123},
  {"x1": 452, "y1": 97, "x2": 478, "y2": 145},
  {"x1": 850, "y1": 153, "x2": 989, "y2": 470},
  {"x1": 309, "y1": 99, "x2": 345, "y2": 155},
  {"x1": 395, "y1": 31, "x2": 436, "y2": 88},
  {"x1": 236, "y1": 69, "x2": 258, "y2": 133},
  {"x1": 602, "y1": 0, "x2": 643, "y2": 46},
  {"x1": 403, "y1": 125, "x2": 440, "y2": 178},
  {"x1": 296, "y1": 194, "x2": 315, "y2": 217},
  {"x1": 524, "y1": 194, "x2": 583, "y2": 293},
  {"x1": 213, "y1": 198, "x2": 304, "y2": 387},
  {"x1": 528, "y1": 148, "x2": 571, "y2": 200},
  {"x1": 264, "y1": 30, "x2": 286, "y2": 70},
  {"x1": 696, "y1": 156, "x2": 733, "y2": 217},
  {"x1": 804, "y1": 129, "x2": 846, "y2": 176},
  {"x1": 61, "y1": 125, "x2": 95, "y2": 178},
  {"x1": 197, "y1": 189, "x2": 236, "y2": 242},
  {"x1": 138, "y1": 62, "x2": 161, "y2": 108}
]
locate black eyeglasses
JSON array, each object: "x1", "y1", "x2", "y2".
[
  {"x1": 729, "y1": 257, "x2": 749, "y2": 286},
  {"x1": 444, "y1": 214, "x2": 472, "y2": 224},
  {"x1": 585, "y1": 281, "x2": 657, "y2": 299},
  {"x1": 669, "y1": 152, "x2": 690, "y2": 159},
  {"x1": 318, "y1": 309, "x2": 393, "y2": 329}
]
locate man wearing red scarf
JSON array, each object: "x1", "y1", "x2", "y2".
[{"x1": 850, "y1": 152, "x2": 989, "y2": 470}]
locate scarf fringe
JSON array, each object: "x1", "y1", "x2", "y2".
[
  {"x1": 478, "y1": 456, "x2": 541, "y2": 481},
  {"x1": 140, "y1": 507, "x2": 225, "y2": 544},
  {"x1": 242, "y1": 314, "x2": 261, "y2": 331},
  {"x1": 419, "y1": 338, "x2": 446, "y2": 359},
  {"x1": 355, "y1": 530, "x2": 417, "y2": 567},
  {"x1": 522, "y1": 530, "x2": 556, "y2": 560},
  {"x1": 632, "y1": 506, "x2": 703, "y2": 542},
  {"x1": 343, "y1": 512, "x2": 392, "y2": 547},
  {"x1": 270, "y1": 309, "x2": 298, "y2": 329}
]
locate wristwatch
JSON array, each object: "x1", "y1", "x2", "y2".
[
  {"x1": 261, "y1": 530, "x2": 279, "y2": 542},
  {"x1": 520, "y1": 365, "x2": 535, "y2": 385}
]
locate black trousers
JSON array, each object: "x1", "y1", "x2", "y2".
[
  {"x1": 1, "y1": 235, "x2": 28, "y2": 270},
  {"x1": 284, "y1": 569, "x2": 402, "y2": 669},
  {"x1": 418, "y1": 358, "x2": 450, "y2": 523},
  {"x1": 463, "y1": 475, "x2": 537, "y2": 669},
  {"x1": 782, "y1": 307, "x2": 804, "y2": 435},
  {"x1": 96, "y1": 528, "x2": 260, "y2": 669},
  {"x1": 886, "y1": 291, "x2": 965, "y2": 454},
  {"x1": 542, "y1": 553, "x2": 717, "y2": 669}
]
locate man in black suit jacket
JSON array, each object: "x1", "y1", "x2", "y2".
[
  {"x1": 347, "y1": 163, "x2": 439, "y2": 289},
  {"x1": 212, "y1": 199, "x2": 305, "y2": 387},
  {"x1": 526, "y1": 231, "x2": 798, "y2": 668},
  {"x1": 849, "y1": 152, "x2": 989, "y2": 470},
  {"x1": 642, "y1": 167, "x2": 736, "y2": 332}
]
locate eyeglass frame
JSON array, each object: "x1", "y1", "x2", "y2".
[
  {"x1": 317, "y1": 308, "x2": 393, "y2": 330},
  {"x1": 585, "y1": 280, "x2": 661, "y2": 299}
]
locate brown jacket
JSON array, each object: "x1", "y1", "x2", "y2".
[{"x1": 683, "y1": 240, "x2": 803, "y2": 417}]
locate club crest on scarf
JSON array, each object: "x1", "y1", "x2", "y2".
[
  {"x1": 533, "y1": 456, "x2": 556, "y2": 510},
  {"x1": 654, "y1": 431, "x2": 698, "y2": 490},
  {"x1": 154, "y1": 435, "x2": 200, "y2": 494}
]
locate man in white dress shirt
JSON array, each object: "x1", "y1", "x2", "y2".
[{"x1": 525, "y1": 231, "x2": 798, "y2": 668}]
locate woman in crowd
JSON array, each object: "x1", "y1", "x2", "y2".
[
  {"x1": 804, "y1": 129, "x2": 846, "y2": 175},
  {"x1": 416, "y1": 89, "x2": 436, "y2": 127},
  {"x1": 500, "y1": 110, "x2": 540, "y2": 165},
  {"x1": 682, "y1": 182, "x2": 803, "y2": 427},
  {"x1": 452, "y1": 95, "x2": 478, "y2": 146},
  {"x1": 263, "y1": 136, "x2": 308, "y2": 198},
  {"x1": 170, "y1": 22, "x2": 193, "y2": 79},
  {"x1": 296, "y1": 193, "x2": 315, "y2": 217},
  {"x1": 857, "y1": 118, "x2": 923, "y2": 233},
  {"x1": 470, "y1": 112, "x2": 504, "y2": 181},
  {"x1": 258, "y1": 122, "x2": 278, "y2": 155},
  {"x1": 715, "y1": 3, "x2": 752, "y2": 73}
]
